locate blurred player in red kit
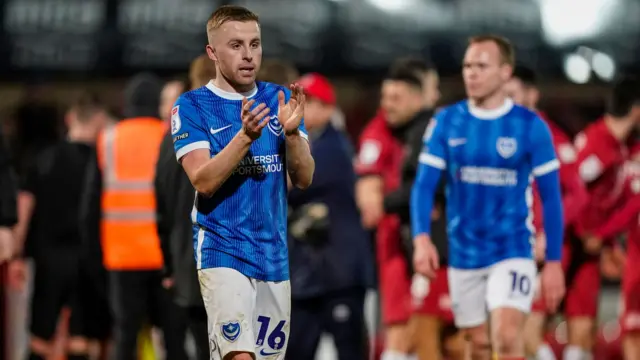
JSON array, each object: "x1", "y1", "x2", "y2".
[
  {"x1": 586, "y1": 143, "x2": 640, "y2": 360},
  {"x1": 566, "y1": 76, "x2": 640, "y2": 360},
  {"x1": 355, "y1": 59, "x2": 440, "y2": 360},
  {"x1": 504, "y1": 66, "x2": 588, "y2": 360}
]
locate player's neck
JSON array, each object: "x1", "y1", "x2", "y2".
[
  {"x1": 468, "y1": 94, "x2": 513, "y2": 119},
  {"x1": 470, "y1": 92, "x2": 508, "y2": 111},
  {"x1": 212, "y1": 77, "x2": 256, "y2": 95},
  {"x1": 604, "y1": 115, "x2": 635, "y2": 141}
]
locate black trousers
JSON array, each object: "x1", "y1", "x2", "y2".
[
  {"x1": 170, "y1": 305, "x2": 210, "y2": 360},
  {"x1": 286, "y1": 288, "x2": 368, "y2": 360},
  {"x1": 109, "y1": 270, "x2": 188, "y2": 360}
]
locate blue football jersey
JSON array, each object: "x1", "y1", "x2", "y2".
[
  {"x1": 419, "y1": 99, "x2": 559, "y2": 269},
  {"x1": 172, "y1": 81, "x2": 308, "y2": 281}
]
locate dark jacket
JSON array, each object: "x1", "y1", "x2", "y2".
[
  {"x1": 383, "y1": 109, "x2": 448, "y2": 266},
  {"x1": 288, "y1": 124, "x2": 375, "y2": 299},
  {"x1": 155, "y1": 131, "x2": 203, "y2": 307},
  {"x1": 0, "y1": 133, "x2": 17, "y2": 228}
]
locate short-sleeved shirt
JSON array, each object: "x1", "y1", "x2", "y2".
[{"x1": 172, "y1": 81, "x2": 308, "y2": 281}]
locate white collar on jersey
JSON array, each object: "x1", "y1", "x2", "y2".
[
  {"x1": 205, "y1": 80, "x2": 258, "y2": 100},
  {"x1": 467, "y1": 98, "x2": 514, "y2": 120}
]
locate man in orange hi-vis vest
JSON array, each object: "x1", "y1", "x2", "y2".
[{"x1": 79, "y1": 73, "x2": 187, "y2": 360}]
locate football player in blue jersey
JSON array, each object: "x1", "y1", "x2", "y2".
[
  {"x1": 170, "y1": 5, "x2": 314, "y2": 360},
  {"x1": 411, "y1": 35, "x2": 565, "y2": 360}
]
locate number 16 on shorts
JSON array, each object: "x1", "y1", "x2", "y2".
[{"x1": 255, "y1": 316, "x2": 288, "y2": 357}]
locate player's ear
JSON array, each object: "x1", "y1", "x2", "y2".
[
  {"x1": 206, "y1": 45, "x2": 218, "y2": 63},
  {"x1": 500, "y1": 64, "x2": 513, "y2": 82}
]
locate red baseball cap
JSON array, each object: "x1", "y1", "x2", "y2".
[{"x1": 296, "y1": 73, "x2": 336, "y2": 105}]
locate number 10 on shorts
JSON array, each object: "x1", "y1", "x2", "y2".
[
  {"x1": 509, "y1": 270, "x2": 531, "y2": 296},
  {"x1": 256, "y1": 316, "x2": 287, "y2": 350}
]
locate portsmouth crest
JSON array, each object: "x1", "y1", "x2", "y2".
[
  {"x1": 221, "y1": 321, "x2": 241, "y2": 342},
  {"x1": 496, "y1": 137, "x2": 517, "y2": 159},
  {"x1": 267, "y1": 115, "x2": 283, "y2": 136}
]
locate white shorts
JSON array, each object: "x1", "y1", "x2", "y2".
[
  {"x1": 448, "y1": 257, "x2": 537, "y2": 328},
  {"x1": 198, "y1": 268, "x2": 291, "y2": 360}
]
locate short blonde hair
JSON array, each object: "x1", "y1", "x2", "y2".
[
  {"x1": 189, "y1": 54, "x2": 216, "y2": 89},
  {"x1": 468, "y1": 34, "x2": 515, "y2": 66},
  {"x1": 206, "y1": 5, "x2": 259, "y2": 41}
]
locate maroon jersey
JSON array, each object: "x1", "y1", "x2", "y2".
[
  {"x1": 354, "y1": 110, "x2": 404, "y2": 194},
  {"x1": 573, "y1": 119, "x2": 630, "y2": 236}
]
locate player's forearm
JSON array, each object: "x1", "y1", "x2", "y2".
[
  {"x1": 285, "y1": 134, "x2": 314, "y2": 190},
  {"x1": 13, "y1": 191, "x2": 34, "y2": 256},
  {"x1": 536, "y1": 170, "x2": 564, "y2": 262},
  {"x1": 192, "y1": 131, "x2": 253, "y2": 196},
  {"x1": 411, "y1": 163, "x2": 442, "y2": 238},
  {"x1": 560, "y1": 170, "x2": 589, "y2": 226},
  {"x1": 595, "y1": 195, "x2": 640, "y2": 240}
]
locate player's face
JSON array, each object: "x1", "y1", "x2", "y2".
[
  {"x1": 207, "y1": 20, "x2": 262, "y2": 88},
  {"x1": 381, "y1": 80, "x2": 423, "y2": 127},
  {"x1": 463, "y1": 42, "x2": 512, "y2": 101},
  {"x1": 422, "y1": 70, "x2": 440, "y2": 109},
  {"x1": 159, "y1": 81, "x2": 184, "y2": 122},
  {"x1": 303, "y1": 98, "x2": 334, "y2": 131},
  {"x1": 504, "y1": 78, "x2": 528, "y2": 107}
]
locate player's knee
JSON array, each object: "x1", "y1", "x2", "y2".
[
  {"x1": 224, "y1": 351, "x2": 254, "y2": 360},
  {"x1": 567, "y1": 317, "x2": 595, "y2": 348},
  {"x1": 491, "y1": 309, "x2": 526, "y2": 354},
  {"x1": 464, "y1": 326, "x2": 490, "y2": 353}
]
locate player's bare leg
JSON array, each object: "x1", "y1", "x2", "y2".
[
  {"x1": 623, "y1": 333, "x2": 640, "y2": 360},
  {"x1": 411, "y1": 314, "x2": 443, "y2": 360},
  {"x1": 490, "y1": 308, "x2": 527, "y2": 359},
  {"x1": 565, "y1": 317, "x2": 594, "y2": 360},
  {"x1": 224, "y1": 351, "x2": 254, "y2": 360},
  {"x1": 443, "y1": 329, "x2": 467, "y2": 360},
  {"x1": 461, "y1": 323, "x2": 491, "y2": 360},
  {"x1": 383, "y1": 324, "x2": 413, "y2": 360},
  {"x1": 524, "y1": 313, "x2": 556, "y2": 359}
]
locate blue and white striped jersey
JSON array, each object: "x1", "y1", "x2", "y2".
[
  {"x1": 172, "y1": 81, "x2": 308, "y2": 281},
  {"x1": 414, "y1": 99, "x2": 561, "y2": 269}
]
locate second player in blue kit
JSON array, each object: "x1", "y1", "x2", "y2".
[
  {"x1": 411, "y1": 35, "x2": 566, "y2": 360},
  {"x1": 172, "y1": 5, "x2": 314, "y2": 360}
]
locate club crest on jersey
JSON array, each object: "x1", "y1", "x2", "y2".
[
  {"x1": 171, "y1": 106, "x2": 181, "y2": 135},
  {"x1": 267, "y1": 115, "x2": 283, "y2": 136},
  {"x1": 221, "y1": 321, "x2": 241, "y2": 342},
  {"x1": 496, "y1": 137, "x2": 517, "y2": 159}
]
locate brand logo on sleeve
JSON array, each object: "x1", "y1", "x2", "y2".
[
  {"x1": 267, "y1": 115, "x2": 283, "y2": 136},
  {"x1": 220, "y1": 322, "x2": 241, "y2": 342},
  {"x1": 171, "y1": 106, "x2": 181, "y2": 135}
]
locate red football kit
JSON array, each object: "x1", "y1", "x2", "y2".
[
  {"x1": 563, "y1": 119, "x2": 630, "y2": 318},
  {"x1": 531, "y1": 114, "x2": 588, "y2": 313},
  {"x1": 355, "y1": 111, "x2": 411, "y2": 325},
  {"x1": 593, "y1": 145, "x2": 640, "y2": 333}
]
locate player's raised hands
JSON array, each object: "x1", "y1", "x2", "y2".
[
  {"x1": 541, "y1": 261, "x2": 565, "y2": 313},
  {"x1": 413, "y1": 233, "x2": 439, "y2": 279},
  {"x1": 278, "y1": 84, "x2": 306, "y2": 136},
  {"x1": 241, "y1": 97, "x2": 271, "y2": 141}
]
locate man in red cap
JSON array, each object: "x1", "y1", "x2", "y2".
[{"x1": 286, "y1": 73, "x2": 375, "y2": 360}]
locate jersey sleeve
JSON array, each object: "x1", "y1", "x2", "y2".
[
  {"x1": 574, "y1": 130, "x2": 617, "y2": 184},
  {"x1": 529, "y1": 117, "x2": 560, "y2": 178},
  {"x1": 418, "y1": 110, "x2": 448, "y2": 170},
  {"x1": 172, "y1": 94, "x2": 210, "y2": 161},
  {"x1": 354, "y1": 124, "x2": 388, "y2": 177}
]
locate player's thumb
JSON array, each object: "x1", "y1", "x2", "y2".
[{"x1": 278, "y1": 90, "x2": 285, "y2": 104}]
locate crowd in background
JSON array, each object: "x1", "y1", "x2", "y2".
[{"x1": 0, "y1": 41, "x2": 637, "y2": 360}]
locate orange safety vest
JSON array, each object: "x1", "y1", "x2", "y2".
[{"x1": 97, "y1": 117, "x2": 166, "y2": 270}]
